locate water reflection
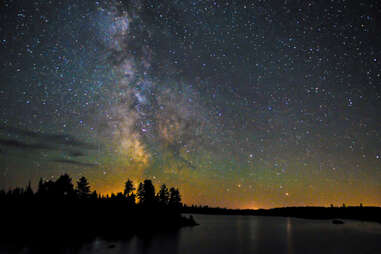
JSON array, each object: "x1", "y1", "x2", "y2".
[
  {"x1": 287, "y1": 217, "x2": 294, "y2": 254},
  {"x1": 1, "y1": 215, "x2": 381, "y2": 254}
]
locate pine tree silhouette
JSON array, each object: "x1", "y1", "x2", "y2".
[
  {"x1": 157, "y1": 184, "x2": 169, "y2": 206},
  {"x1": 77, "y1": 176, "x2": 91, "y2": 200}
]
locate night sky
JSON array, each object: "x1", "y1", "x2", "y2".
[{"x1": 1, "y1": 0, "x2": 381, "y2": 209}]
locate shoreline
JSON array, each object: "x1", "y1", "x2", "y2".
[{"x1": 182, "y1": 206, "x2": 381, "y2": 224}]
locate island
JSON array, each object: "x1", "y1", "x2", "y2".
[{"x1": 0, "y1": 174, "x2": 197, "y2": 244}]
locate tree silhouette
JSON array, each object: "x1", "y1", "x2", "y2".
[
  {"x1": 54, "y1": 174, "x2": 76, "y2": 200},
  {"x1": 124, "y1": 179, "x2": 136, "y2": 206},
  {"x1": 137, "y1": 179, "x2": 156, "y2": 207},
  {"x1": 124, "y1": 179, "x2": 135, "y2": 196},
  {"x1": 37, "y1": 178, "x2": 46, "y2": 199},
  {"x1": 77, "y1": 176, "x2": 91, "y2": 200},
  {"x1": 37, "y1": 178, "x2": 55, "y2": 200},
  {"x1": 25, "y1": 181, "x2": 34, "y2": 200},
  {"x1": 157, "y1": 184, "x2": 169, "y2": 206},
  {"x1": 169, "y1": 187, "x2": 182, "y2": 209},
  {"x1": 90, "y1": 190, "x2": 98, "y2": 200}
]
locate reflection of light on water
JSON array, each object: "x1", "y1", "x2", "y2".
[{"x1": 287, "y1": 217, "x2": 294, "y2": 254}]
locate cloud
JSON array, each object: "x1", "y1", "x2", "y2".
[
  {"x1": 52, "y1": 159, "x2": 98, "y2": 167},
  {"x1": 0, "y1": 138, "x2": 52, "y2": 150},
  {"x1": 68, "y1": 151, "x2": 85, "y2": 157},
  {"x1": 0, "y1": 126, "x2": 98, "y2": 150}
]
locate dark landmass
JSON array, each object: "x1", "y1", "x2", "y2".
[
  {"x1": 0, "y1": 174, "x2": 197, "y2": 245},
  {"x1": 1, "y1": 201, "x2": 197, "y2": 244},
  {"x1": 182, "y1": 205, "x2": 381, "y2": 223}
]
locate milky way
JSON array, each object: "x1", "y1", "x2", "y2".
[
  {"x1": 0, "y1": 0, "x2": 380, "y2": 208},
  {"x1": 93, "y1": 1, "x2": 216, "y2": 174}
]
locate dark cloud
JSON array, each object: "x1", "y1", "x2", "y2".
[
  {"x1": 0, "y1": 126, "x2": 98, "y2": 150},
  {"x1": 0, "y1": 138, "x2": 52, "y2": 150},
  {"x1": 52, "y1": 159, "x2": 98, "y2": 167},
  {"x1": 68, "y1": 151, "x2": 85, "y2": 157}
]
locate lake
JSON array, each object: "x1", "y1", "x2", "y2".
[{"x1": 1, "y1": 214, "x2": 381, "y2": 254}]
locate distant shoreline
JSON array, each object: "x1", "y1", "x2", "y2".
[{"x1": 182, "y1": 206, "x2": 381, "y2": 223}]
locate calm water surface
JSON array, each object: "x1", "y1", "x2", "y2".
[{"x1": 2, "y1": 214, "x2": 381, "y2": 254}]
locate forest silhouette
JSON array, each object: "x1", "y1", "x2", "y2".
[{"x1": 0, "y1": 174, "x2": 197, "y2": 244}]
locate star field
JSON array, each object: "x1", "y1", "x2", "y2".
[{"x1": 0, "y1": 0, "x2": 380, "y2": 208}]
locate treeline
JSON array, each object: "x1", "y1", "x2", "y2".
[
  {"x1": 0, "y1": 174, "x2": 182, "y2": 209},
  {"x1": 182, "y1": 205, "x2": 381, "y2": 223},
  {"x1": 0, "y1": 174, "x2": 196, "y2": 243}
]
